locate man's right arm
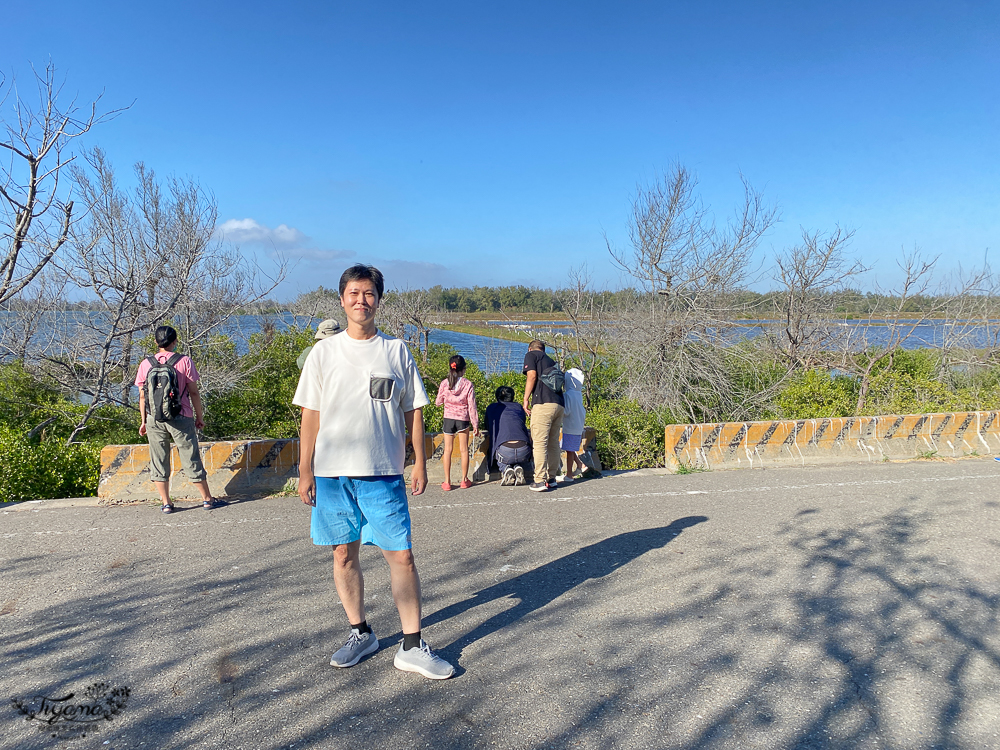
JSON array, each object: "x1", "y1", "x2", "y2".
[
  {"x1": 298, "y1": 408, "x2": 320, "y2": 506},
  {"x1": 138, "y1": 390, "x2": 147, "y2": 436},
  {"x1": 523, "y1": 370, "x2": 537, "y2": 416}
]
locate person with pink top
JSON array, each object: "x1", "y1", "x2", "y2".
[
  {"x1": 134, "y1": 325, "x2": 224, "y2": 513},
  {"x1": 434, "y1": 355, "x2": 479, "y2": 490}
]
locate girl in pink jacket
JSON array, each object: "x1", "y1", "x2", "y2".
[{"x1": 434, "y1": 355, "x2": 480, "y2": 490}]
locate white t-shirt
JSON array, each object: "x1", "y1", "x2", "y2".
[{"x1": 293, "y1": 330, "x2": 429, "y2": 477}]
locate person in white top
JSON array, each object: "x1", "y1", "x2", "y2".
[{"x1": 293, "y1": 264, "x2": 455, "y2": 680}]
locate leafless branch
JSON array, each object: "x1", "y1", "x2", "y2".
[{"x1": 0, "y1": 62, "x2": 127, "y2": 305}]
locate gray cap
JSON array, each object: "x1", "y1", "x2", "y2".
[{"x1": 315, "y1": 319, "x2": 341, "y2": 339}]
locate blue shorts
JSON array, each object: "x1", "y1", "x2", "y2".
[
  {"x1": 560, "y1": 433, "x2": 582, "y2": 452},
  {"x1": 311, "y1": 476, "x2": 412, "y2": 551}
]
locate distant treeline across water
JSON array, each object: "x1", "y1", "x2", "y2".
[{"x1": 288, "y1": 284, "x2": 999, "y2": 317}]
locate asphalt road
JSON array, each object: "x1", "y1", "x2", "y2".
[{"x1": 2, "y1": 458, "x2": 999, "y2": 750}]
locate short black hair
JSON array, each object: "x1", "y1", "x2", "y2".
[
  {"x1": 528, "y1": 339, "x2": 545, "y2": 352},
  {"x1": 495, "y1": 386, "x2": 515, "y2": 403},
  {"x1": 339, "y1": 264, "x2": 385, "y2": 301},
  {"x1": 155, "y1": 325, "x2": 177, "y2": 348}
]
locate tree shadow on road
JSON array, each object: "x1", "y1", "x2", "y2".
[
  {"x1": 637, "y1": 501, "x2": 1000, "y2": 750},
  {"x1": 4, "y1": 493, "x2": 999, "y2": 750},
  {"x1": 423, "y1": 515, "x2": 709, "y2": 664}
]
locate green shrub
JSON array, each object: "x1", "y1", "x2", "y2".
[
  {"x1": 776, "y1": 370, "x2": 859, "y2": 419},
  {"x1": 0, "y1": 362, "x2": 141, "y2": 445},
  {"x1": 861, "y1": 370, "x2": 968, "y2": 416},
  {"x1": 586, "y1": 399, "x2": 666, "y2": 471},
  {"x1": 0, "y1": 426, "x2": 101, "y2": 502},
  {"x1": 0, "y1": 361, "x2": 67, "y2": 432},
  {"x1": 203, "y1": 327, "x2": 315, "y2": 439}
]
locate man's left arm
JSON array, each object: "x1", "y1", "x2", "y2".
[{"x1": 404, "y1": 407, "x2": 427, "y2": 496}]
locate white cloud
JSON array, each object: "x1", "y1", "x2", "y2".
[{"x1": 217, "y1": 218, "x2": 308, "y2": 247}]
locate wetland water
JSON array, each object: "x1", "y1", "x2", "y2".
[
  {"x1": 3, "y1": 312, "x2": 996, "y2": 375},
  {"x1": 0, "y1": 311, "x2": 527, "y2": 374}
]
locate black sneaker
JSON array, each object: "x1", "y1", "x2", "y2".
[
  {"x1": 528, "y1": 482, "x2": 549, "y2": 492},
  {"x1": 500, "y1": 467, "x2": 516, "y2": 486}
]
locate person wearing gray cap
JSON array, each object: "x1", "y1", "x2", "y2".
[{"x1": 297, "y1": 319, "x2": 341, "y2": 370}]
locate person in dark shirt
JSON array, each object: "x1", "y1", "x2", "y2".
[
  {"x1": 485, "y1": 386, "x2": 532, "y2": 486},
  {"x1": 522, "y1": 340, "x2": 564, "y2": 492}
]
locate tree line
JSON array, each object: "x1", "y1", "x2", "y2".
[{"x1": 286, "y1": 284, "x2": 982, "y2": 317}]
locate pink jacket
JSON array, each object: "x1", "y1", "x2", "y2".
[{"x1": 435, "y1": 377, "x2": 478, "y2": 424}]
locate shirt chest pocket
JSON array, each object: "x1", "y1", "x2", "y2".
[{"x1": 369, "y1": 373, "x2": 398, "y2": 402}]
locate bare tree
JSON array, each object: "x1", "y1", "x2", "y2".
[
  {"x1": 607, "y1": 166, "x2": 779, "y2": 421},
  {"x1": 46, "y1": 149, "x2": 285, "y2": 442},
  {"x1": 610, "y1": 165, "x2": 777, "y2": 298},
  {"x1": 287, "y1": 285, "x2": 343, "y2": 329},
  {"x1": 0, "y1": 269, "x2": 66, "y2": 362},
  {"x1": 935, "y1": 259, "x2": 1000, "y2": 403},
  {"x1": 380, "y1": 288, "x2": 437, "y2": 361},
  {"x1": 840, "y1": 251, "x2": 985, "y2": 414},
  {"x1": 557, "y1": 265, "x2": 613, "y2": 406},
  {"x1": 0, "y1": 63, "x2": 124, "y2": 305},
  {"x1": 768, "y1": 226, "x2": 865, "y2": 369}
]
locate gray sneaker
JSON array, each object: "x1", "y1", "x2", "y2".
[
  {"x1": 330, "y1": 629, "x2": 379, "y2": 667},
  {"x1": 513, "y1": 466, "x2": 525, "y2": 486},
  {"x1": 528, "y1": 482, "x2": 549, "y2": 492},
  {"x1": 500, "y1": 467, "x2": 516, "y2": 486},
  {"x1": 393, "y1": 640, "x2": 455, "y2": 679}
]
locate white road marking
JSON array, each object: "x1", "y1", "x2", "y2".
[
  {"x1": 2, "y1": 470, "x2": 997, "y2": 538},
  {"x1": 409, "y1": 471, "x2": 1000, "y2": 511}
]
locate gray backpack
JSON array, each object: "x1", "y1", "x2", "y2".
[
  {"x1": 145, "y1": 354, "x2": 184, "y2": 422},
  {"x1": 539, "y1": 363, "x2": 565, "y2": 394}
]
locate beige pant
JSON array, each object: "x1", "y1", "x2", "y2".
[
  {"x1": 146, "y1": 416, "x2": 208, "y2": 483},
  {"x1": 529, "y1": 403, "x2": 564, "y2": 483}
]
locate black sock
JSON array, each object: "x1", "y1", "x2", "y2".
[
  {"x1": 351, "y1": 620, "x2": 372, "y2": 635},
  {"x1": 402, "y1": 631, "x2": 422, "y2": 650}
]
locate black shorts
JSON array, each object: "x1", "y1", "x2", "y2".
[{"x1": 442, "y1": 418, "x2": 471, "y2": 435}]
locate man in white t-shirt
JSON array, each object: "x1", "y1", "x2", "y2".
[{"x1": 293, "y1": 264, "x2": 455, "y2": 680}]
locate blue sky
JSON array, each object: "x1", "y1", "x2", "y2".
[{"x1": 6, "y1": 0, "x2": 999, "y2": 297}]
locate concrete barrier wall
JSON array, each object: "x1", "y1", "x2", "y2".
[
  {"x1": 665, "y1": 410, "x2": 1000, "y2": 472},
  {"x1": 99, "y1": 427, "x2": 600, "y2": 501},
  {"x1": 99, "y1": 439, "x2": 301, "y2": 502}
]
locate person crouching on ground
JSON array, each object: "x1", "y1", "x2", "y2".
[
  {"x1": 485, "y1": 385, "x2": 532, "y2": 486},
  {"x1": 293, "y1": 263, "x2": 455, "y2": 679},
  {"x1": 558, "y1": 368, "x2": 586, "y2": 483},
  {"x1": 434, "y1": 355, "x2": 480, "y2": 491},
  {"x1": 135, "y1": 325, "x2": 224, "y2": 513}
]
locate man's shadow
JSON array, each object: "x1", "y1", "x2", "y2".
[{"x1": 425, "y1": 516, "x2": 709, "y2": 663}]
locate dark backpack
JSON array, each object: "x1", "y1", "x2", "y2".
[
  {"x1": 145, "y1": 353, "x2": 184, "y2": 423},
  {"x1": 539, "y1": 362, "x2": 565, "y2": 394}
]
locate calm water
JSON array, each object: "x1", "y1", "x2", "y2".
[
  {"x1": 489, "y1": 319, "x2": 1000, "y2": 351},
  {"x1": 426, "y1": 328, "x2": 526, "y2": 374},
  {"x1": 0, "y1": 310, "x2": 528, "y2": 374},
  {"x1": 4, "y1": 311, "x2": 998, "y2": 374}
]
